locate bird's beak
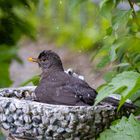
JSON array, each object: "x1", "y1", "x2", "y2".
[{"x1": 28, "y1": 57, "x2": 38, "y2": 63}]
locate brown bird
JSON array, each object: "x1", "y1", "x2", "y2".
[{"x1": 28, "y1": 50, "x2": 97, "y2": 106}]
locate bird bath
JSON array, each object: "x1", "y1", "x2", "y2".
[{"x1": 0, "y1": 86, "x2": 132, "y2": 140}]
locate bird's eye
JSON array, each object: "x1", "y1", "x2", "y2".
[{"x1": 41, "y1": 59, "x2": 46, "y2": 62}]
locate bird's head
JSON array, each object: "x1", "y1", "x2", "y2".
[{"x1": 28, "y1": 50, "x2": 64, "y2": 71}]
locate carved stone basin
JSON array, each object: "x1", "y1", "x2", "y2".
[{"x1": 0, "y1": 86, "x2": 132, "y2": 140}]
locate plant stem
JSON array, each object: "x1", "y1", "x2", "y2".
[
  {"x1": 128, "y1": 0, "x2": 136, "y2": 17},
  {"x1": 128, "y1": 0, "x2": 140, "y2": 29}
]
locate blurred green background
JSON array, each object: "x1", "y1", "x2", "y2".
[
  {"x1": 0, "y1": 0, "x2": 109, "y2": 88},
  {"x1": 1, "y1": 0, "x2": 139, "y2": 88},
  {"x1": 0, "y1": 0, "x2": 140, "y2": 139}
]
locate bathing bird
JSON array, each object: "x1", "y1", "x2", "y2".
[{"x1": 28, "y1": 50, "x2": 136, "y2": 109}]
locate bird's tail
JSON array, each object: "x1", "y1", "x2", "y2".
[{"x1": 102, "y1": 96, "x2": 136, "y2": 109}]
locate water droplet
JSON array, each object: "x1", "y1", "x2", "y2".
[
  {"x1": 59, "y1": 0, "x2": 62, "y2": 5},
  {"x1": 56, "y1": 26, "x2": 60, "y2": 30}
]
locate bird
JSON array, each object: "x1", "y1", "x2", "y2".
[
  {"x1": 28, "y1": 50, "x2": 97, "y2": 106},
  {"x1": 28, "y1": 50, "x2": 136, "y2": 108}
]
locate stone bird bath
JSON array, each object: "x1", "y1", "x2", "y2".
[{"x1": 0, "y1": 86, "x2": 133, "y2": 140}]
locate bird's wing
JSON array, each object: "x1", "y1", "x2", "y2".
[
  {"x1": 53, "y1": 79, "x2": 97, "y2": 105},
  {"x1": 71, "y1": 82, "x2": 97, "y2": 105},
  {"x1": 51, "y1": 85, "x2": 79, "y2": 105},
  {"x1": 54, "y1": 72, "x2": 97, "y2": 105},
  {"x1": 36, "y1": 71, "x2": 97, "y2": 105}
]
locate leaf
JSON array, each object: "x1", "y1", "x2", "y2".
[
  {"x1": 20, "y1": 75, "x2": 40, "y2": 86},
  {"x1": 97, "y1": 55, "x2": 110, "y2": 68},
  {"x1": 98, "y1": 114, "x2": 140, "y2": 140},
  {"x1": 112, "y1": 10, "x2": 132, "y2": 31},
  {"x1": 103, "y1": 71, "x2": 117, "y2": 82},
  {"x1": 130, "y1": 90, "x2": 140, "y2": 107},
  {"x1": 113, "y1": 63, "x2": 130, "y2": 68},
  {"x1": 0, "y1": 45, "x2": 19, "y2": 62},
  {"x1": 106, "y1": 26, "x2": 113, "y2": 36},
  {"x1": 0, "y1": 63, "x2": 12, "y2": 87},
  {"x1": 110, "y1": 43, "x2": 122, "y2": 61},
  {"x1": 94, "y1": 71, "x2": 140, "y2": 108},
  {"x1": 100, "y1": 0, "x2": 115, "y2": 19}
]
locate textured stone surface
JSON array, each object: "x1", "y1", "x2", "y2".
[{"x1": 0, "y1": 86, "x2": 134, "y2": 140}]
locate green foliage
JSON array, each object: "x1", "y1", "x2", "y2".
[
  {"x1": 0, "y1": 0, "x2": 38, "y2": 87},
  {"x1": 93, "y1": 0, "x2": 140, "y2": 110},
  {"x1": 95, "y1": 71, "x2": 140, "y2": 109},
  {"x1": 98, "y1": 114, "x2": 140, "y2": 140},
  {"x1": 0, "y1": 0, "x2": 37, "y2": 45},
  {"x1": 131, "y1": 90, "x2": 140, "y2": 108},
  {"x1": 95, "y1": 0, "x2": 140, "y2": 73},
  {"x1": 0, "y1": 46, "x2": 21, "y2": 87},
  {"x1": 37, "y1": 0, "x2": 107, "y2": 51},
  {"x1": 21, "y1": 75, "x2": 40, "y2": 86}
]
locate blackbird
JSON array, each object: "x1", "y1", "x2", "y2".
[
  {"x1": 28, "y1": 50, "x2": 136, "y2": 108},
  {"x1": 29, "y1": 50, "x2": 97, "y2": 106}
]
